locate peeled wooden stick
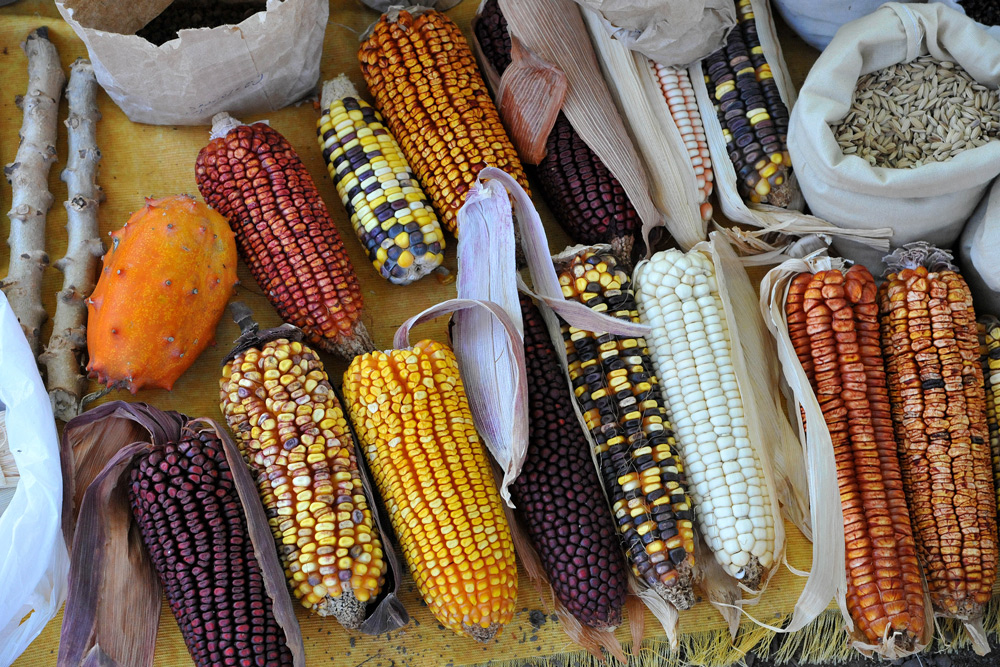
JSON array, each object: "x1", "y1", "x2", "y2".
[
  {"x1": 40, "y1": 59, "x2": 104, "y2": 421},
  {"x1": 1, "y1": 28, "x2": 65, "y2": 358}
]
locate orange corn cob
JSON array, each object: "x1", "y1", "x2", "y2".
[
  {"x1": 358, "y1": 8, "x2": 530, "y2": 236},
  {"x1": 195, "y1": 118, "x2": 373, "y2": 359},
  {"x1": 786, "y1": 265, "x2": 925, "y2": 648},
  {"x1": 879, "y1": 244, "x2": 998, "y2": 621}
]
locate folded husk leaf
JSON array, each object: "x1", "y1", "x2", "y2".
[
  {"x1": 58, "y1": 402, "x2": 306, "y2": 667},
  {"x1": 497, "y1": 0, "x2": 666, "y2": 255},
  {"x1": 495, "y1": 36, "x2": 568, "y2": 164},
  {"x1": 223, "y1": 304, "x2": 410, "y2": 635},
  {"x1": 574, "y1": 0, "x2": 735, "y2": 67},
  {"x1": 688, "y1": 0, "x2": 892, "y2": 252},
  {"x1": 582, "y1": 6, "x2": 706, "y2": 251},
  {"x1": 759, "y1": 255, "x2": 934, "y2": 658}
]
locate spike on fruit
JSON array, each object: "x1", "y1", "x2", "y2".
[{"x1": 86, "y1": 194, "x2": 238, "y2": 393}]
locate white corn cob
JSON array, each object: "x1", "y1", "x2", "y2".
[
  {"x1": 651, "y1": 62, "x2": 714, "y2": 222},
  {"x1": 634, "y1": 248, "x2": 775, "y2": 589}
]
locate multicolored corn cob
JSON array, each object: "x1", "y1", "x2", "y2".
[
  {"x1": 650, "y1": 63, "x2": 714, "y2": 222},
  {"x1": 195, "y1": 117, "x2": 373, "y2": 359},
  {"x1": 358, "y1": 8, "x2": 530, "y2": 236},
  {"x1": 317, "y1": 75, "x2": 445, "y2": 285},
  {"x1": 634, "y1": 249, "x2": 776, "y2": 590},
  {"x1": 343, "y1": 339, "x2": 517, "y2": 641},
  {"x1": 703, "y1": 0, "x2": 793, "y2": 206},
  {"x1": 879, "y1": 245, "x2": 998, "y2": 621},
  {"x1": 220, "y1": 333, "x2": 386, "y2": 629},
  {"x1": 980, "y1": 316, "x2": 1000, "y2": 510},
  {"x1": 555, "y1": 249, "x2": 696, "y2": 610},
  {"x1": 128, "y1": 429, "x2": 295, "y2": 666},
  {"x1": 474, "y1": 0, "x2": 640, "y2": 259},
  {"x1": 785, "y1": 265, "x2": 926, "y2": 647},
  {"x1": 516, "y1": 293, "x2": 628, "y2": 629}
]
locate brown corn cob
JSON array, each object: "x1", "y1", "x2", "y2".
[
  {"x1": 128, "y1": 429, "x2": 295, "y2": 666},
  {"x1": 980, "y1": 316, "x2": 1000, "y2": 511},
  {"x1": 880, "y1": 245, "x2": 998, "y2": 620},
  {"x1": 515, "y1": 293, "x2": 628, "y2": 629},
  {"x1": 343, "y1": 339, "x2": 517, "y2": 642},
  {"x1": 474, "y1": 0, "x2": 640, "y2": 260},
  {"x1": 220, "y1": 331, "x2": 386, "y2": 629},
  {"x1": 358, "y1": 8, "x2": 530, "y2": 236},
  {"x1": 555, "y1": 249, "x2": 696, "y2": 610},
  {"x1": 195, "y1": 118, "x2": 373, "y2": 359},
  {"x1": 785, "y1": 265, "x2": 926, "y2": 647}
]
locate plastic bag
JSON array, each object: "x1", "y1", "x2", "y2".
[
  {"x1": 789, "y1": 2, "x2": 1000, "y2": 274},
  {"x1": 0, "y1": 291, "x2": 69, "y2": 667},
  {"x1": 771, "y1": 0, "x2": 915, "y2": 51},
  {"x1": 958, "y1": 176, "x2": 1000, "y2": 315}
]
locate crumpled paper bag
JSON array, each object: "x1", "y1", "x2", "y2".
[
  {"x1": 55, "y1": 0, "x2": 328, "y2": 125},
  {"x1": 573, "y1": 0, "x2": 736, "y2": 66}
]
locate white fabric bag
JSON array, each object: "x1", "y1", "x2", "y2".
[
  {"x1": 0, "y1": 291, "x2": 69, "y2": 666},
  {"x1": 934, "y1": 0, "x2": 1000, "y2": 41},
  {"x1": 958, "y1": 176, "x2": 1000, "y2": 315},
  {"x1": 789, "y1": 2, "x2": 1000, "y2": 274}
]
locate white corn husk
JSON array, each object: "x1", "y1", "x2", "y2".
[{"x1": 759, "y1": 253, "x2": 935, "y2": 658}]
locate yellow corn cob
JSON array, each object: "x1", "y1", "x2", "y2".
[
  {"x1": 343, "y1": 339, "x2": 517, "y2": 641},
  {"x1": 880, "y1": 244, "x2": 998, "y2": 621},
  {"x1": 317, "y1": 75, "x2": 445, "y2": 285},
  {"x1": 358, "y1": 8, "x2": 530, "y2": 236},
  {"x1": 220, "y1": 335, "x2": 386, "y2": 629},
  {"x1": 979, "y1": 316, "x2": 1000, "y2": 511},
  {"x1": 650, "y1": 63, "x2": 714, "y2": 222}
]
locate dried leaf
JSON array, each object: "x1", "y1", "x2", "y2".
[{"x1": 495, "y1": 36, "x2": 567, "y2": 164}]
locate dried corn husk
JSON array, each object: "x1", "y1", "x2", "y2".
[
  {"x1": 0, "y1": 410, "x2": 14, "y2": 493},
  {"x1": 689, "y1": 0, "x2": 892, "y2": 252},
  {"x1": 57, "y1": 402, "x2": 306, "y2": 667},
  {"x1": 759, "y1": 254, "x2": 934, "y2": 658},
  {"x1": 489, "y1": 0, "x2": 666, "y2": 253}
]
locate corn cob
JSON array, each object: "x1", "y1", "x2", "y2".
[
  {"x1": 650, "y1": 63, "x2": 714, "y2": 222},
  {"x1": 474, "y1": 0, "x2": 640, "y2": 259},
  {"x1": 343, "y1": 339, "x2": 517, "y2": 641},
  {"x1": 702, "y1": 0, "x2": 793, "y2": 207},
  {"x1": 980, "y1": 316, "x2": 1000, "y2": 511},
  {"x1": 879, "y1": 245, "x2": 998, "y2": 620},
  {"x1": 128, "y1": 429, "x2": 295, "y2": 666},
  {"x1": 785, "y1": 265, "x2": 926, "y2": 647},
  {"x1": 358, "y1": 8, "x2": 531, "y2": 236},
  {"x1": 220, "y1": 332, "x2": 386, "y2": 629},
  {"x1": 195, "y1": 117, "x2": 373, "y2": 359},
  {"x1": 634, "y1": 249, "x2": 775, "y2": 589},
  {"x1": 317, "y1": 75, "x2": 445, "y2": 285},
  {"x1": 555, "y1": 249, "x2": 696, "y2": 609},
  {"x1": 516, "y1": 293, "x2": 628, "y2": 629}
]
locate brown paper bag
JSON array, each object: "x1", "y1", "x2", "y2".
[{"x1": 55, "y1": 0, "x2": 328, "y2": 125}]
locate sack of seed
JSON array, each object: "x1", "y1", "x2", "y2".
[
  {"x1": 958, "y1": 177, "x2": 1000, "y2": 314},
  {"x1": 788, "y1": 2, "x2": 1000, "y2": 273},
  {"x1": 56, "y1": 0, "x2": 328, "y2": 125}
]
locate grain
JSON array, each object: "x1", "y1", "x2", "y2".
[
  {"x1": 959, "y1": 0, "x2": 1000, "y2": 26},
  {"x1": 831, "y1": 55, "x2": 1000, "y2": 168}
]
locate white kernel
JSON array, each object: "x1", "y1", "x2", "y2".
[{"x1": 731, "y1": 550, "x2": 751, "y2": 568}]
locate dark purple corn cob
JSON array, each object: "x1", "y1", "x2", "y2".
[
  {"x1": 703, "y1": 0, "x2": 794, "y2": 207},
  {"x1": 513, "y1": 293, "x2": 629, "y2": 629},
  {"x1": 128, "y1": 431, "x2": 295, "y2": 667},
  {"x1": 475, "y1": 0, "x2": 640, "y2": 261}
]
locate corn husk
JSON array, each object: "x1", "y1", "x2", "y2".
[
  {"x1": 222, "y1": 305, "x2": 410, "y2": 636},
  {"x1": 57, "y1": 402, "x2": 306, "y2": 667},
  {"x1": 759, "y1": 255, "x2": 935, "y2": 658},
  {"x1": 689, "y1": 0, "x2": 892, "y2": 252},
  {"x1": 487, "y1": 0, "x2": 666, "y2": 253},
  {"x1": 0, "y1": 410, "x2": 15, "y2": 492}
]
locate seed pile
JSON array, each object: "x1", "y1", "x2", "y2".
[
  {"x1": 137, "y1": 1, "x2": 265, "y2": 46},
  {"x1": 959, "y1": 0, "x2": 1000, "y2": 26},
  {"x1": 832, "y1": 55, "x2": 1000, "y2": 169}
]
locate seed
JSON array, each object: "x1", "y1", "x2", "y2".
[{"x1": 831, "y1": 54, "x2": 1000, "y2": 169}]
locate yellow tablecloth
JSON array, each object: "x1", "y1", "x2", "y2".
[{"x1": 2, "y1": 3, "x2": 988, "y2": 667}]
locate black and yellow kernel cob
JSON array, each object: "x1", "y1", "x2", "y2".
[
  {"x1": 554, "y1": 249, "x2": 696, "y2": 609},
  {"x1": 979, "y1": 316, "x2": 1000, "y2": 511},
  {"x1": 317, "y1": 75, "x2": 445, "y2": 285},
  {"x1": 703, "y1": 0, "x2": 793, "y2": 207}
]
